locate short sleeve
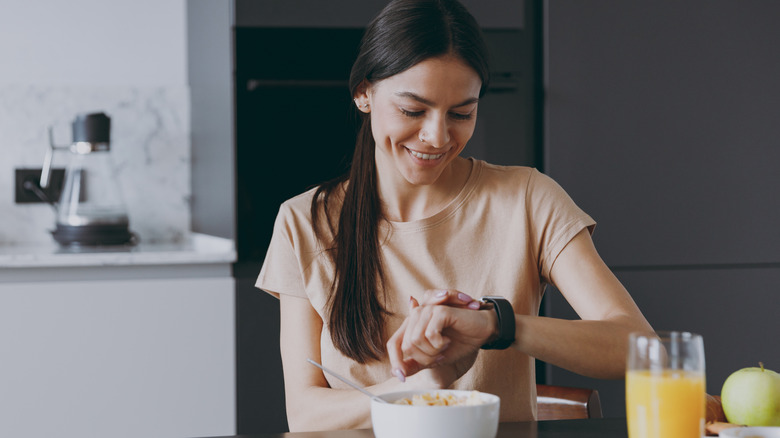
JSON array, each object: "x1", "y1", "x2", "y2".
[
  {"x1": 255, "y1": 203, "x2": 308, "y2": 299},
  {"x1": 526, "y1": 169, "x2": 596, "y2": 282}
]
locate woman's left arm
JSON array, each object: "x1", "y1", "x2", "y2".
[
  {"x1": 515, "y1": 227, "x2": 654, "y2": 379},
  {"x1": 388, "y1": 228, "x2": 654, "y2": 380}
]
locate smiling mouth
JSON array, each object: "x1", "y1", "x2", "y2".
[{"x1": 407, "y1": 149, "x2": 444, "y2": 160}]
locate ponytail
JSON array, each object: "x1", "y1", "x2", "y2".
[{"x1": 312, "y1": 117, "x2": 388, "y2": 363}]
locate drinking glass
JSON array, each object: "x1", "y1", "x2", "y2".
[{"x1": 626, "y1": 331, "x2": 706, "y2": 438}]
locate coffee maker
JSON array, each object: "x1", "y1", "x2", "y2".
[{"x1": 40, "y1": 112, "x2": 135, "y2": 247}]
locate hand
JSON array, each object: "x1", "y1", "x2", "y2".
[{"x1": 386, "y1": 289, "x2": 497, "y2": 382}]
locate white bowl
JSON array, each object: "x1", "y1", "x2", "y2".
[
  {"x1": 371, "y1": 389, "x2": 500, "y2": 438},
  {"x1": 720, "y1": 427, "x2": 780, "y2": 438}
]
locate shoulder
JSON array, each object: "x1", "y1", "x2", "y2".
[
  {"x1": 275, "y1": 187, "x2": 318, "y2": 224},
  {"x1": 275, "y1": 184, "x2": 344, "y2": 239},
  {"x1": 468, "y1": 161, "x2": 582, "y2": 220},
  {"x1": 478, "y1": 161, "x2": 536, "y2": 179},
  {"x1": 280, "y1": 186, "x2": 319, "y2": 212},
  {"x1": 476, "y1": 161, "x2": 568, "y2": 195},
  {"x1": 471, "y1": 159, "x2": 540, "y2": 195}
]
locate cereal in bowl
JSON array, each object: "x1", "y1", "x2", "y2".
[{"x1": 394, "y1": 391, "x2": 485, "y2": 406}]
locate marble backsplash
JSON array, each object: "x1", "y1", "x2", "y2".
[{"x1": 0, "y1": 85, "x2": 191, "y2": 245}]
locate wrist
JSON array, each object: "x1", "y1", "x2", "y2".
[{"x1": 479, "y1": 296, "x2": 516, "y2": 350}]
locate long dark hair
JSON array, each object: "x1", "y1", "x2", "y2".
[{"x1": 311, "y1": 0, "x2": 490, "y2": 363}]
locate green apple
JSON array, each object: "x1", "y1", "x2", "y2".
[{"x1": 721, "y1": 362, "x2": 780, "y2": 426}]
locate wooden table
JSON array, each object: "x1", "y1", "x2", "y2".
[{"x1": 204, "y1": 418, "x2": 628, "y2": 438}]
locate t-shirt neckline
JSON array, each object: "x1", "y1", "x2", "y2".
[{"x1": 382, "y1": 157, "x2": 483, "y2": 232}]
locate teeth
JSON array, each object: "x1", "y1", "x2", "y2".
[{"x1": 409, "y1": 150, "x2": 443, "y2": 160}]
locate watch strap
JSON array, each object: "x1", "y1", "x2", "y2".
[{"x1": 480, "y1": 296, "x2": 516, "y2": 350}]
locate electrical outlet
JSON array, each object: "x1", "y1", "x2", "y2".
[{"x1": 15, "y1": 168, "x2": 66, "y2": 204}]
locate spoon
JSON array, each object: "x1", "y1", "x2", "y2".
[{"x1": 307, "y1": 358, "x2": 388, "y2": 403}]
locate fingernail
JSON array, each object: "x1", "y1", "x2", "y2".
[
  {"x1": 435, "y1": 355, "x2": 446, "y2": 364},
  {"x1": 436, "y1": 290, "x2": 448, "y2": 298},
  {"x1": 392, "y1": 368, "x2": 406, "y2": 383},
  {"x1": 458, "y1": 292, "x2": 473, "y2": 302},
  {"x1": 468, "y1": 301, "x2": 481, "y2": 309}
]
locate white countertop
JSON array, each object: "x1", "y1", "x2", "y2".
[{"x1": 0, "y1": 233, "x2": 236, "y2": 268}]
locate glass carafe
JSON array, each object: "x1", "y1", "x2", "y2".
[{"x1": 42, "y1": 112, "x2": 134, "y2": 246}]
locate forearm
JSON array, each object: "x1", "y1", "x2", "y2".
[
  {"x1": 286, "y1": 386, "x2": 371, "y2": 431},
  {"x1": 517, "y1": 229, "x2": 655, "y2": 379},
  {"x1": 285, "y1": 369, "x2": 450, "y2": 431},
  {"x1": 513, "y1": 314, "x2": 653, "y2": 379}
]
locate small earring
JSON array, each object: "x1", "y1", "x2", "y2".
[{"x1": 362, "y1": 103, "x2": 369, "y2": 109}]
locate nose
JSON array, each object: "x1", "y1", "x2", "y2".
[{"x1": 419, "y1": 114, "x2": 450, "y2": 148}]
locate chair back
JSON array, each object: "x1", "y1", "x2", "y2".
[{"x1": 536, "y1": 384, "x2": 603, "y2": 420}]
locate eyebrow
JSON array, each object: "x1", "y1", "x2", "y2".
[{"x1": 394, "y1": 91, "x2": 479, "y2": 108}]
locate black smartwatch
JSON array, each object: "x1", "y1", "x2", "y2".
[{"x1": 479, "y1": 296, "x2": 516, "y2": 350}]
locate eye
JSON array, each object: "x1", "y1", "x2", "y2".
[
  {"x1": 400, "y1": 108, "x2": 424, "y2": 118},
  {"x1": 449, "y1": 112, "x2": 473, "y2": 121}
]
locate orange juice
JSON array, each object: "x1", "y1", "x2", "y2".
[{"x1": 626, "y1": 369, "x2": 705, "y2": 438}]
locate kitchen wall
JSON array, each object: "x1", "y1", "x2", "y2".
[{"x1": 0, "y1": 0, "x2": 191, "y2": 245}]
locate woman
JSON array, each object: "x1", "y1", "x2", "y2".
[{"x1": 256, "y1": 0, "x2": 653, "y2": 431}]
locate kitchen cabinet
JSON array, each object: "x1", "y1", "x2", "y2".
[
  {"x1": 543, "y1": 0, "x2": 780, "y2": 417},
  {"x1": 0, "y1": 235, "x2": 236, "y2": 438},
  {"x1": 544, "y1": 0, "x2": 780, "y2": 267}
]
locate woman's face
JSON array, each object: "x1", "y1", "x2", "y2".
[{"x1": 357, "y1": 55, "x2": 482, "y2": 187}]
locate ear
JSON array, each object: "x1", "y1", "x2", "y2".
[{"x1": 353, "y1": 80, "x2": 372, "y2": 113}]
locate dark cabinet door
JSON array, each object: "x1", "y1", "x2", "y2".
[{"x1": 545, "y1": 0, "x2": 780, "y2": 268}]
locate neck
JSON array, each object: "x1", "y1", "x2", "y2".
[{"x1": 377, "y1": 157, "x2": 471, "y2": 222}]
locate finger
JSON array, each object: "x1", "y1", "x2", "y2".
[
  {"x1": 402, "y1": 307, "x2": 447, "y2": 364},
  {"x1": 394, "y1": 309, "x2": 434, "y2": 370},
  {"x1": 386, "y1": 319, "x2": 407, "y2": 370},
  {"x1": 387, "y1": 320, "x2": 419, "y2": 381},
  {"x1": 406, "y1": 296, "x2": 437, "y2": 355},
  {"x1": 399, "y1": 357, "x2": 425, "y2": 379},
  {"x1": 423, "y1": 306, "x2": 451, "y2": 349},
  {"x1": 419, "y1": 289, "x2": 480, "y2": 308},
  {"x1": 403, "y1": 309, "x2": 440, "y2": 357},
  {"x1": 454, "y1": 291, "x2": 483, "y2": 309},
  {"x1": 401, "y1": 343, "x2": 443, "y2": 371}
]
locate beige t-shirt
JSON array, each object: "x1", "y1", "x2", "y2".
[{"x1": 256, "y1": 158, "x2": 595, "y2": 422}]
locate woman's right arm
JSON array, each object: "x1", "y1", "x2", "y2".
[{"x1": 279, "y1": 294, "x2": 457, "y2": 432}]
